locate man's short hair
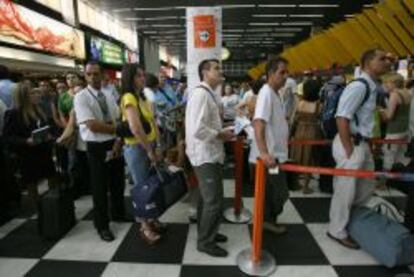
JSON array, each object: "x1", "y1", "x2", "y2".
[
  {"x1": 198, "y1": 59, "x2": 220, "y2": 81},
  {"x1": 0, "y1": 65, "x2": 10, "y2": 79},
  {"x1": 360, "y1": 48, "x2": 383, "y2": 69},
  {"x1": 265, "y1": 57, "x2": 288, "y2": 79},
  {"x1": 86, "y1": 60, "x2": 102, "y2": 72}
]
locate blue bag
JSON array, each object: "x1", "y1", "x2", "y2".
[
  {"x1": 348, "y1": 206, "x2": 414, "y2": 268},
  {"x1": 130, "y1": 167, "x2": 187, "y2": 219},
  {"x1": 130, "y1": 168, "x2": 169, "y2": 219}
]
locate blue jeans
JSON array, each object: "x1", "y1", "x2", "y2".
[{"x1": 123, "y1": 144, "x2": 151, "y2": 186}]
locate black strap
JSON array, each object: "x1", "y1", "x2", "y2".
[
  {"x1": 87, "y1": 88, "x2": 109, "y2": 118},
  {"x1": 159, "y1": 88, "x2": 175, "y2": 105},
  {"x1": 197, "y1": 85, "x2": 219, "y2": 107}
]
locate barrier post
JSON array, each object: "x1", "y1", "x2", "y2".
[
  {"x1": 237, "y1": 159, "x2": 276, "y2": 276},
  {"x1": 224, "y1": 137, "x2": 252, "y2": 223}
]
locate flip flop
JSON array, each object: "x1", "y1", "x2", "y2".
[{"x1": 327, "y1": 232, "x2": 360, "y2": 250}]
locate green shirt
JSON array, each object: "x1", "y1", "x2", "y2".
[{"x1": 58, "y1": 91, "x2": 74, "y2": 118}]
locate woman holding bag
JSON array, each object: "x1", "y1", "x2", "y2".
[{"x1": 120, "y1": 63, "x2": 163, "y2": 245}]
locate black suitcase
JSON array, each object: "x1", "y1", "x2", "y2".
[{"x1": 38, "y1": 184, "x2": 76, "y2": 240}]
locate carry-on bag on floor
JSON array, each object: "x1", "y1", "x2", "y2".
[
  {"x1": 347, "y1": 206, "x2": 414, "y2": 268},
  {"x1": 38, "y1": 182, "x2": 76, "y2": 240},
  {"x1": 131, "y1": 166, "x2": 187, "y2": 219}
]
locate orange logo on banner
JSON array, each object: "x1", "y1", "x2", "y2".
[{"x1": 193, "y1": 15, "x2": 216, "y2": 48}]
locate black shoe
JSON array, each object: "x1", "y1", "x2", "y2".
[
  {"x1": 112, "y1": 215, "x2": 132, "y2": 222},
  {"x1": 188, "y1": 215, "x2": 197, "y2": 223},
  {"x1": 197, "y1": 244, "x2": 228, "y2": 257},
  {"x1": 98, "y1": 229, "x2": 115, "y2": 242},
  {"x1": 214, "y1": 233, "x2": 228, "y2": 243}
]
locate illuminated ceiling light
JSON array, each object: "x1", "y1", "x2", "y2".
[
  {"x1": 125, "y1": 18, "x2": 142, "y2": 21},
  {"x1": 299, "y1": 4, "x2": 339, "y2": 8},
  {"x1": 151, "y1": 24, "x2": 182, "y2": 27},
  {"x1": 224, "y1": 29, "x2": 245, "y2": 32},
  {"x1": 221, "y1": 4, "x2": 256, "y2": 9},
  {"x1": 274, "y1": 27, "x2": 303, "y2": 32},
  {"x1": 345, "y1": 14, "x2": 355, "y2": 18},
  {"x1": 223, "y1": 34, "x2": 243, "y2": 37},
  {"x1": 134, "y1": 7, "x2": 175, "y2": 11},
  {"x1": 363, "y1": 4, "x2": 375, "y2": 7},
  {"x1": 252, "y1": 14, "x2": 287, "y2": 18},
  {"x1": 245, "y1": 28, "x2": 273, "y2": 32},
  {"x1": 258, "y1": 4, "x2": 296, "y2": 8},
  {"x1": 144, "y1": 16, "x2": 178, "y2": 21},
  {"x1": 249, "y1": 22, "x2": 280, "y2": 26},
  {"x1": 113, "y1": 8, "x2": 132, "y2": 12},
  {"x1": 158, "y1": 30, "x2": 185, "y2": 34},
  {"x1": 281, "y1": 22, "x2": 314, "y2": 26},
  {"x1": 290, "y1": 14, "x2": 324, "y2": 18},
  {"x1": 143, "y1": 30, "x2": 157, "y2": 34}
]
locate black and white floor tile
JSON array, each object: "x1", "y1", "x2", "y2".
[{"x1": 0, "y1": 178, "x2": 411, "y2": 277}]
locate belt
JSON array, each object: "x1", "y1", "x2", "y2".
[{"x1": 352, "y1": 134, "x2": 369, "y2": 145}]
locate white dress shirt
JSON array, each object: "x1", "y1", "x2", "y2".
[
  {"x1": 185, "y1": 82, "x2": 224, "y2": 166},
  {"x1": 335, "y1": 72, "x2": 378, "y2": 138},
  {"x1": 74, "y1": 85, "x2": 119, "y2": 142}
]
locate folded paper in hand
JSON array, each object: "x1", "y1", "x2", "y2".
[
  {"x1": 234, "y1": 116, "x2": 251, "y2": 135},
  {"x1": 32, "y1": 125, "x2": 50, "y2": 144}
]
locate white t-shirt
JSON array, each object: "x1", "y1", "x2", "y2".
[
  {"x1": 249, "y1": 84, "x2": 289, "y2": 164},
  {"x1": 222, "y1": 94, "x2": 240, "y2": 121}
]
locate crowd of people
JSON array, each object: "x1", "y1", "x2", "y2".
[{"x1": 0, "y1": 47, "x2": 413, "y2": 259}]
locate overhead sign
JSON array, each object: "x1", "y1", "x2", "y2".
[
  {"x1": 0, "y1": 0, "x2": 85, "y2": 59},
  {"x1": 186, "y1": 7, "x2": 222, "y2": 92},
  {"x1": 194, "y1": 15, "x2": 216, "y2": 48},
  {"x1": 90, "y1": 36, "x2": 123, "y2": 65}
]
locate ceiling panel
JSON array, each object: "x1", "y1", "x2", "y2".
[{"x1": 87, "y1": 0, "x2": 378, "y2": 61}]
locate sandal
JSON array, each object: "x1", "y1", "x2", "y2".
[
  {"x1": 327, "y1": 232, "x2": 360, "y2": 249},
  {"x1": 149, "y1": 220, "x2": 168, "y2": 233},
  {"x1": 139, "y1": 228, "x2": 161, "y2": 245}
]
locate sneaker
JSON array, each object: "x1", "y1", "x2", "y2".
[
  {"x1": 263, "y1": 222, "x2": 288, "y2": 235},
  {"x1": 197, "y1": 244, "x2": 228, "y2": 257}
]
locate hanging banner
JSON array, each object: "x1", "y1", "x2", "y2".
[{"x1": 187, "y1": 7, "x2": 222, "y2": 92}]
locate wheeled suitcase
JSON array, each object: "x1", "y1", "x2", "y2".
[{"x1": 38, "y1": 184, "x2": 76, "y2": 240}]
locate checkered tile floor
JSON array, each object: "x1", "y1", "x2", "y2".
[{"x1": 0, "y1": 174, "x2": 411, "y2": 277}]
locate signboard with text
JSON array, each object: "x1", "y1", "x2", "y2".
[{"x1": 90, "y1": 36, "x2": 123, "y2": 65}]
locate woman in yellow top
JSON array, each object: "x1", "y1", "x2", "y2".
[{"x1": 120, "y1": 63, "x2": 163, "y2": 245}]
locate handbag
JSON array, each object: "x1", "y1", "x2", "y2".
[{"x1": 130, "y1": 165, "x2": 188, "y2": 219}]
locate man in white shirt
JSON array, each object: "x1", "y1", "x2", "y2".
[
  {"x1": 249, "y1": 58, "x2": 290, "y2": 235},
  {"x1": 185, "y1": 59, "x2": 235, "y2": 257},
  {"x1": 74, "y1": 61, "x2": 125, "y2": 242},
  {"x1": 328, "y1": 48, "x2": 388, "y2": 249}
]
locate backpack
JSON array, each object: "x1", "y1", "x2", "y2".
[{"x1": 320, "y1": 78, "x2": 371, "y2": 139}]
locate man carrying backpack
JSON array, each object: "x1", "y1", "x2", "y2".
[{"x1": 328, "y1": 48, "x2": 389, "y2": 249}]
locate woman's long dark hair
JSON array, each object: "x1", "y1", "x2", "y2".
[{"x1": 121, "y1": 63, "x2": 146, "y2": 100}]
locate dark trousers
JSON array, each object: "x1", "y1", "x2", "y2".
[
  {"x1": 405, "y1": 186, "x2": 414, "y2": 233},
  {"x1": 319, "y1": 145, "x2": 334, "y2": 193},
  {"x1": 69, "y1": 150, "x2": 91, "y2": 197},
  {"x1": 250, "y1": 164, "x2": 289, "y2": 222},
  {"x1": 194, "y1": 163, "x2": 224, "y2": 248},
  {"x1": 86, "y1": 140, "x2": 125, "y2": 231},
  {"x1": 0, "y1": 141, "x2": 20, "y2": 223}
]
